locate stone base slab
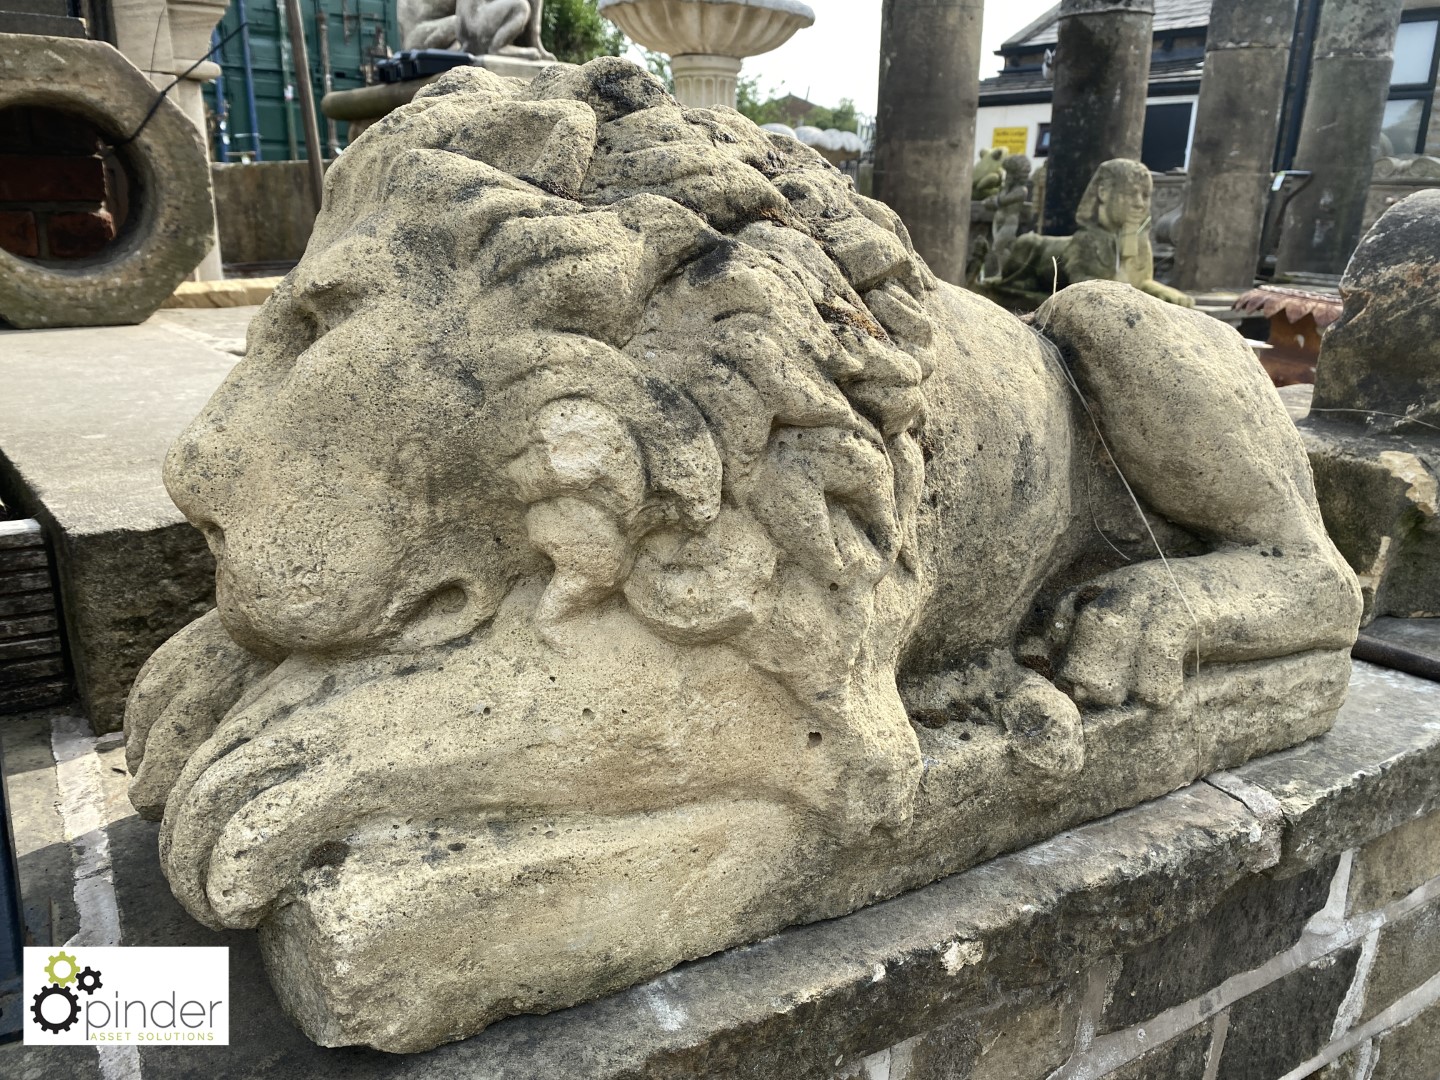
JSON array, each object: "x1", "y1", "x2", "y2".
[
  {"x1": 259, "y1": 649, "x2": 1350, "y2": 1051},
  {"x1": 1301, "y1": 419, "x2": 1440, "y2": 622},
  {"x1": 5, "y1": 660, "x2": 1440, "y2": 1078},
  {"x1": 0, "y1": 310, "x2": 246, "y2": 729}
]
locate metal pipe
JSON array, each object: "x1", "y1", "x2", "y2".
[
  {"x1": 1276, "y1": 0, "x2": 1322, "y2": 171},
  {"x1": 1354, "y1": 633, "x2": 1440, "y2": 684},
  {"x1": 285, "y1": 0, "x2": 327, "y2": 205},
  {"x1": 316, "y1": 2, "x2": 339, "y2": 158},
  {"x1": 234, "y1": 0, "x2": 263, "y2": 160},
  {"x1": 211, "y1": 27, "x2": 230, "y2": 163}
]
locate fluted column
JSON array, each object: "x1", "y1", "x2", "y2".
[{"x1": 671, "y1": 54, "x2": 742, "y2": 108}]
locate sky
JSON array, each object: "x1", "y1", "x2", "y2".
[{"x1": 621, "y1": 0, "x2": 1061, "y2": 117}]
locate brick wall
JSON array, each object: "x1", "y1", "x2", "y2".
[
  {"x1": 838, "y1": 809, "x2": 1440, "y2": 1080},
  {"x1": 0, "y1": 104, "x2": 125, "y2": 261}
]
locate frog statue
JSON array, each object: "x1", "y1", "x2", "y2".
[
  {"x1": 125, "y1": 60, "x2": 1360, "y2": 1052},
  {"x1": 971, "y1": 146, "x2": 1008, "y2": 201},
  {"x1": 994, "y1": 158, "x2": 1193, "y2": 307}
]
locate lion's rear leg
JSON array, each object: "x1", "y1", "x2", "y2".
[{"x1": 904, "y1": 648, "x2": 1083, "y2": 777}]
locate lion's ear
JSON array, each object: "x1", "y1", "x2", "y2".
[
  {"x1": 505, "y1": 399, "x2": 645, "y2": 635},
  {"x1": 525, "y1": 497, "x2": 630, "y2": 628},
  {"x1": 505, "y1": 399, "x2": 647, "y2": 521}
]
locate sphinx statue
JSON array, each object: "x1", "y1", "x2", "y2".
[
  {"x1": 989, "y1": 158, "x2": 1192, "y2": 307},
  {"x1": 125, "y1": 59, "x2": 1360, "y2": 1052},
  {"x1": 399, "y1": 0, "x2": 554, "y2": 58}
]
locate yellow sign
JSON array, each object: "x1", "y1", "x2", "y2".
[{"x1": 991, "y1": 126, "x2": 1029, "y2": 156}]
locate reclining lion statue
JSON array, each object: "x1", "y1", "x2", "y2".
[{"x1": 125, "y1": 58, "x2": 1361, "y2": 1052}]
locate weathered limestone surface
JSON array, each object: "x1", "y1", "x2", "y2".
[
  {"x1": 1349, "y1": 810, "x2": 1440, "y2": 914},
  {"x1": 1300, "y1": 190, "x2": 1440, "y2": 620},
  {"x1": 1276, "y1": 0, "x2": 1406, "y2": 277},
  {"x1": 874, "y1": 0, "x2": 984, "y2": 282},
  {"x1": 1312, "y1": 190, "x2": 1440, "y2": 425},
  {"x1": 1227, "y1": 663, "x2": 1440, "y2": 873},
  {"x1": 211, "y1": 161, "x2": 320, "y2": 266},
  {"x1": 0, "y1": 313, "x2": 243, "y2": 729},
  {"x1": 0, "y1": 34, "x2": 215, "y2": 327},
  {"x1": 1042, "y1": 0, "x2": 1154, "y2": 236},
  {"x1": 1174, "y1": 0, "x2": 1299, "y2": 292},
  {"x1": 124, "y1": 58, "x2": 1363, "y2": 1052}
]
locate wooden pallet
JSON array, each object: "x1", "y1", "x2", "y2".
[{"x1": 0, "y1": 519, "x2": 68, "y2": 713}]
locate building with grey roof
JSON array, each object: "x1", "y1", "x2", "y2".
[{"x1": 976, "y1": 1, "x2": 1440, "y2": 175}]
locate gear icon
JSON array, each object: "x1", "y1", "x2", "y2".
[
  {"x1": 31, "y1": 984, "x2": 81, "y2": 1033},
  {"x1": 76, "y1": 966, "x2": 102, "y2": 994},
  {"x1": 43, "y1": 950, "x2": 79, "y2": 987}
]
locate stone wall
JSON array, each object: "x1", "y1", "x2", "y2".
[
  {"x1": 822, "y1": 668, "x2": 1440, "y2": 1080},
  {"x1": 840, "y1": 812, "x2": 1440, "y2": 1079},
  {"x1": 211, "y1": 160, "x2": 319, "y2": 268},
  {"x1": 1362, "y1": 156, "x2": 1440, "y2": 233}
]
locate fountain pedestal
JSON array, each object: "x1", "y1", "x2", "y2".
[{"x1": 599, "y1": 0, "x2": 814, "y2": 110}]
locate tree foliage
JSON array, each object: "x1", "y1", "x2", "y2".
[
  {"x1": 541, "y1": 0, "x2": 625, "y2": 65},
  {"x1": 735, "y1": 84, "x2": 861, "y2": 134},
  {"x1": 640, "y1": 48, "x2": 673, "y2": 90}
]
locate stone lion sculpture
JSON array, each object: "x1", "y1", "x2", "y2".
[
  {"x1": 997, "y1": 158, "x2": 1192, "y2": 306},
  {"x1": 125, "y1": 59, "x2": 1361, "y2": 1052}
]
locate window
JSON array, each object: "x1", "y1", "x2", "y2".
[
  {"x1": 1384, "y1": 13, "x2": 1439, "y2": 155},
  {"x1": 1140, "y1": 102, "x2": 1193, "y2": 172},
  {"x1": 1035, "y1": 123, "x2": 1051, "y2": 158}
]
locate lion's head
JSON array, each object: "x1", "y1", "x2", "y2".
[{"x1": 168, "y1": 58, "x2": 944, "y2": 715}]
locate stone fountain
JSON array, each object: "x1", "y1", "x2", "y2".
[{"x1": 599, "y1": 0, "x2": 813, "y2": 109}]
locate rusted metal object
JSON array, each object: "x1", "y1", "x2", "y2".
[{"x1": 1233, "y1": 284, "x2": 1343, "y2": 387}]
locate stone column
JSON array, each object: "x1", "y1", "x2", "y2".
[
  {"x1": 1275, "y1": 0, "x2": 1405, "y2": 277},
  {"x1": 872, "y1": 0, "x2": 984, "y2": 285},
  {"x1": 1174, "y1": 0, "x2": 1299, "y2": 291},
  {"x1": 1042, "y1": 0, "x2": 1155, "y2": 237},
  {"x1": 112, "y1": 0, "x2": 229, "y2": 280}
]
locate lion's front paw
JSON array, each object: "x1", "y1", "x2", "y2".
[
  {"x1": 160, "y1": 716, "x2": 327, "y2": 929},
  {"x1": 1001, "y1": 673, "x2": 1084, "y2": 777},
  {"x1": 125, "y1": 610, "x2": 278, "y2": 820},
  {"x1": 1054, "y1": 568, "x2": 1201, "y2": 709}
]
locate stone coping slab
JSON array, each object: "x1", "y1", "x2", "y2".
[
  {"x1": 1224, "y1": 662, "x2": 1440, "y2": 875},
  {"x1": 0, "y1": 310, "x2": 248, "y2": 728},
  {"x1": 162, "y1": 278, "x2": 281, "y2": 309},
  {"x1": 3, "y1": 660, "x2": 1439, "y2": 1078}
]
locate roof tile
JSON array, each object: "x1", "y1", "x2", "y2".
[{"x1": 1004, "y1": 0, "x2": 1213, "y2": 49}]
